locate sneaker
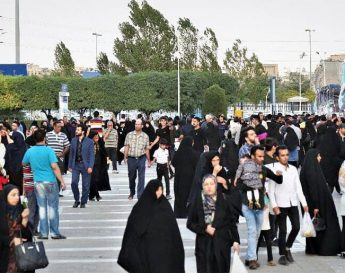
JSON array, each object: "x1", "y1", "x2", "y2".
[
  {"x1": 285, "y1": 249, "x2": 294, "y2": 263},
  {"x1": 80, "y1": 204, "x2": 86, "y2": 208},
  {"x1": 51, "y1": 234, "x2": 67, "y2": 240},
  {"x1": 112, "y1": 170, "x2": 119, "y2": 174},
  {"x1": 267, "y1": 260, "x2": 276, "y2": 266},
  {"x1": 278, "y1": 255, "x2": 288, "y2": 265},
  {"x1": 73, "y1": 201, "x2": 80, "y2": 208},
  {"x1": 38, "y1": 235, "x2": 48, "y2": 240},
  {"x1": 249, "y1": 260, "x2": 258, "y2": 270},
  {"x1": 166, "y1": 195, "x2": 172, "y2": 200}
]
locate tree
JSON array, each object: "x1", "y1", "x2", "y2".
[
  {"x1": 53, "y1": 41, "x2": 76, "y2": 77},
  {"x1": 199, "y1": 28, "x2": 221, "y2": 72},
  {"x1": 97, "y1": 52, "x2": 110, "y2": 75},
  {"x1": 177, "y1": 18, "x2": 198, "y2": 70},
  {"x1": 113, "y1": 0, "x2": 176, "y2": 72},
  {"x1": 223, "y1": 39, "x2": 265, "y2": 79},
  {"x1": 202, "y1": 84, "x2": 227, "y2": 116}
]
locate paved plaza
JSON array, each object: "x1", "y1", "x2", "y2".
[{"x1": 39, "y1": 164, "x2": 344, "y2": 273}]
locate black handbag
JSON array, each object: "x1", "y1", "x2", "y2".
[
  {"x1": 312, "y1": 214, "x2": 326, "y2": 232},
  {"x1": 14, "y1": 230, "x2": 49, "y2": 271}
]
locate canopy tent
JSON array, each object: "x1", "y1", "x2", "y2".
[{"x1": 287, "y1": 96, "x2": 309, "y2": 103}]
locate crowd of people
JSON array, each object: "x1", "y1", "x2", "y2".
[{"x1": 0, "y1": 111, "x2": 345, "y2": 272}]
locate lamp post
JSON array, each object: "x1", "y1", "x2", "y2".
[
  {"x1": 15, "y1": 0, "x2": 20, "y2": 63},
  {"x1": 299, "y1": 52, "x2": 306, "y2": 112},
  {"x1": 174, "y1": 51, "x2": 181, "y2": 117},
  {"x1": 92, "y1": 32, "x2": 102, "y2": 68},
  {"x1": 316, "y1": 51, "x2": 327, "y2": 88},
  {"x1": 305, "y1": 29, "x2": 315, "y2": 90}
]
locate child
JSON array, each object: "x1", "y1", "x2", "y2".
[
  {"x1": 151, "y1": 138, "x2": 172, "y2": 199},
  {"x1": 234, "y1": 154, "x2": 263, "y2": 209}
]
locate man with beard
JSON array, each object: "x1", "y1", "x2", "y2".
[
  {"x1": 68, "y1": 124, "x2": 95, "y2": 208},
  {"x1": 188, "y1": 117, "x2": 207, "y2": 155},
  {"x1": 239, "y1": 127, "x2": 260, "y2": 158}
]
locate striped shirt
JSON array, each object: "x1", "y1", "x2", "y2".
[
  {"x1": 104, "y1": 128, "x2": 118, "y2": 148},
  {"x1": 124, "y1": 131, "x2": 150, "y2": 158},
  {"x1": 89, "y1": 118, "x2": 104, "y2": 134},
  {"x1": 46, "y1": 131, "x2": 70, "y2": 158},
  {"x1": 23, "y1": 165, "x2": 34, "y2": 192}
]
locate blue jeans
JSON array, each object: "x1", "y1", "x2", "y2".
[
  {"x1": 26, "y1": 190, "x2": 39, "y2": 233},
  {"x1": 35, "y1": 182, "x2": 60, "y2": 237},
  {"x1": 71, "y1": 162, "x2": 91, "y2": 205},
  {"x1": 127, "y1": 156, "x2": 146, "y2": 198},
  {"x1": 242, "y1": 204, "x2": 264, "y2": 261}
]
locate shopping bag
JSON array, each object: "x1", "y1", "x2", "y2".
[
  {"x1": 230, "y1": 251, "x2": 248, "y2": 273},
  {"x1": 338, "y1": 160, "x2": 345, "y2": 189},
  {"x1": 300, "y1": 213, "x2": 316, "y2": 238}
]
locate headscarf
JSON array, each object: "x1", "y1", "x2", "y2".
[
  {"x1": 177, "y1": 136, "x2": 193, "y2": 151},
  {"x1": 1, "y1": 184, "x2": 22, "y2": 221},
  {"x1": 201, "y1": 174, "x2": 217, "y2": 224}
]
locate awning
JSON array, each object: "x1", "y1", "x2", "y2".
[{"x1": 287, "y1": 96, "x2": 309, "y2": 103}]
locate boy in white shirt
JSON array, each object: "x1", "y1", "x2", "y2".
[{"x1": 151, "y1": 138, "x2": 172, "y2": 199}]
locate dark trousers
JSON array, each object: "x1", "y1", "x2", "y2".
[
  {"x1": 257, "y1": 230, "x2": 273, "y2": 261},
  {"x1": 26, "y1": 190, "x2": 39, "y2": 233},
  {"x1": 127, "y1": 156, "x2": 146, "y2": 198},
  {"x1": 106, "y1": 147, "x2": 118, "y2": 171},
  {"x1": 168, "y1": 146, "x2": 175, "y2": 176},
  {"x1": 71, "y1": 162, "x2": 91, "y2": 205},
  {"x1": 157, "y1": 163, "x2": 170, "y2": 195},
  {"x1": 269, "y1": 213, "x2": 278, "y2": 241},
  {"x1": 277, "y1": 206, "x2": 300, "y2": 255},
  {"x1": 57, "y1": 157, "x2": 65, "y2": 191}
]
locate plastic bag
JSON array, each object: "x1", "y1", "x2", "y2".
[
  {"x1": 230, "y1": 251, "x2": 248, "y2": 273},
  {"x1": 338, "y1": 160, "x2": 345, "y2": 189},
  {"x1": 300, "y1": 213, "x2": 316, "y2": 238}
]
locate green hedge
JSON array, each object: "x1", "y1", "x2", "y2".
[{"x1": 0, "y1": 71, "x2": 239, "y2": 115}]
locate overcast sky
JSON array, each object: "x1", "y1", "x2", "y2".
[{"x1": 1, "y1": 0, "x2": 345, "y2": 75}]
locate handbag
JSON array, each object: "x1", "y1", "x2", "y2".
[
  {"x1": 15, "y1": 230, "x2": 49, "y2": 271},
  {"x1": 312, "y1": 214, "x2": 326, "y2": 232}
]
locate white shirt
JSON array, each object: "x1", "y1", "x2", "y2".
[
  {"x1": 266, "y1": 162, "x2": 307, "y2": 208},
  {"x1": 153, "y1": 148, "x2": 169, "y2": 164}
]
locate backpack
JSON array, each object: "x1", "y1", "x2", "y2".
[{"x1": 284, "y1": 127, "x2": 299, "y2": 151}]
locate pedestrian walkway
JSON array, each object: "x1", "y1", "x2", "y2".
[{"x1": 40, "y1": 164, "x2": 344, "y2": 273}]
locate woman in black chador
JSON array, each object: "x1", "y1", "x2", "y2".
[
  {"x1": 88, "y1": 131, "x2": 111, "y2": 201},
  {"x1": 300, "y1": 148, "x2": 341, "y2": 255},
  {"x1": 118, "y1": 179, "x2": 185, "y2": 273},
  {"x1": 172, "y1": 136, "x2": 199, "y2": 218},
  {"x1": 187, "y1": 174, "x2": 240, "y2": 273}
]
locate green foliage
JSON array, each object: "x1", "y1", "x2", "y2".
[
  {"x1": 223, "y1": 39, "x2": 265, "y2": 79},
  {"x1": 177, "y1": 18, "x2": 198, "y2": 70},
  {"x1": 199, "y1": 28, "x2": 221, "y2": 72},
  {"x1": 0, "y1": 72, "x2": 238, "y2": 115},
  {"x1": 202, "y1": 84, "x2": 227, "y2": 116},
  {"x1": 97, "y1": 52, "x2": 110, "y2": 75},
  {"x1": 113, "y1": 0, "x2": 176, "y2": 72},
  {"x1": 53, "y1": 41, "x2": 76, "y2": 77},
  {"x1": 276, "y1": 89, "x2": 316, "y2": 103}
]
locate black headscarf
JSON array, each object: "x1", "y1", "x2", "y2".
[
  {"x1": 6, "y1": 132, "x2": 27, "y2": 172},
  {"x1": 173, "y1": 136, "x2": 194, "y2": 162},
  {"x1": 1, "y1": 184, "x2": 22, "y2": 221}
]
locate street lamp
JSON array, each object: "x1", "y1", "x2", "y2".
[
  {"x1": 305, "y1": 29, "x2": 315, "y2": 89},
  {"x1": 299, "y1": 52, "x2": 306, "y2": 112},
  {"x1": 15, "y1": 0, "x2": 20, "y2": 63},
  {"x1": 92, "y1": 32, "x2": 102, "y2": 68},
  {"x1": 174, "y1": 50, "x2": 181, "y2": 117},
  {"x1": 316, "y1": 51, "x2": 327, "y2": 88}
]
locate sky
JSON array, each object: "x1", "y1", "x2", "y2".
[{"x1": 1, "y1": 0, "x2": 345, "y2": 75}]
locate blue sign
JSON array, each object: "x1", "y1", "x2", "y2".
[{"x1": 0, "y1": 64, "x2": 28, "y2": 76}]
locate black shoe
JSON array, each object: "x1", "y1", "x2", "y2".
[
  {"x1": 33, "y1": 231, "x2": 41, "y2": 237},
  {"x1": 96, "y1": 196, "x2": 102, "y2": 201},
  {"x1": 128, "y1": 194, "x2": 133, "y2": 200},
  {"x1": 245, "y1": 260, "x2": 250, "y2": 266},
  {"x1": 73, "y1": 201, "x2": 80, "y2": 208},
  {"x1": 38, "y1": 235, "x2": 48, "y2": 240},
  {"x1": 59, "y1": 194, "x2": 64, "y2": 197},
  {"x1": 272, "y1": 238, "x2": 279, "y2": 247},
  {"x1": 285, "y1": 249, "x2": 294, "y2": 263},
  {"x1": 89, "y1": 198, "x2": 95, "y2": 201},
  {"x1": 51, "y1": 234, "x2": 67, "y2": 240},
  {"x1": 80, "y1": 204, "x2": 86, "y2": 208},
  {"x1": 278, "y1": 255, "x2": 288, "y2": 265}
]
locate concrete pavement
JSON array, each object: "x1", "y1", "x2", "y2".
[{"x1": 38, "y1": 164, "x2": 344, "y2": 273}]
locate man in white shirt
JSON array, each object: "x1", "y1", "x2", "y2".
[{"x1": 267, "y1": 146, "x2": 308, "y2": 266}]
